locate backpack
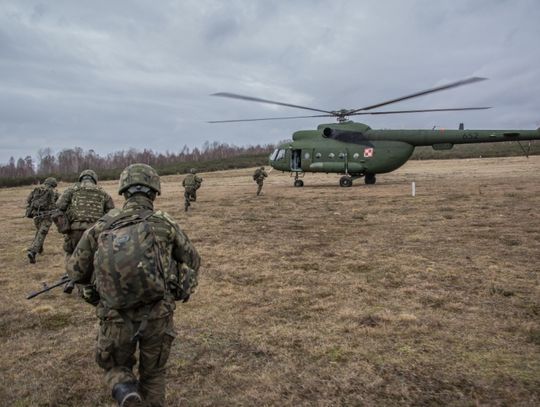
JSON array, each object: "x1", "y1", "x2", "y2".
[
  {"x1": 94, "y1": 210, "x2": 166, "y2": 310},
  {"x1": 183, "y1": 174, "x2": 197, "y2": 187},
  {"x1": 31, "y1": 186, "x2": 54, "y2": 212}
]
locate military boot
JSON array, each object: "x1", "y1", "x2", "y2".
[
  {"x1": 27, "y1": 251, "x2": 36, "y2": 264},
  {"x1": 112, "y1": 382, "x2": 143, "y2": 407}
]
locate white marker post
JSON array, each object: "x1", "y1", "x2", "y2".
[{"x1": 412, "y1": 181, "x2": 416, "y2": 197}]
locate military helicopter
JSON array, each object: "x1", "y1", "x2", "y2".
[{"x1": 210, "y1": 78, "x2": 540, "y2": 187}]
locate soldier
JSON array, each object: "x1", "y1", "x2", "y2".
[
  {"x1": 56, "y1": 169, "x2": 114, "y2": 258},
  {"x1": 25, "y1": 177, "x2": 59, "y2": 263},
  {"x1": 67, "y1": 163, "x2": 200, "y2": 407},
  {"x1": 253, "y1": 166, "x2": 268, "y2": 196},
  {"x1": 182, "y1": 168, "x2": 203, "y2": 211}
]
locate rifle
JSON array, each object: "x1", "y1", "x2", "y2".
[
  {"x1": 33, "y1": 209, "x2": 60, "y2": 220},
  {"x1": 26, "y1": 274, "x2": 75, "y2": 299},
  {"x1": 30, "y1": 209, "x2": 70, "y2": 233}
]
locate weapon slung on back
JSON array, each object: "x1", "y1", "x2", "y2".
[{"x1": 26, "y1": 274, "x2": 74, "y2": 299}]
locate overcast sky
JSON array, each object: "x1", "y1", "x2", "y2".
[{"x1": 1, "y1": 0, "x2": 539, "y2": 163}]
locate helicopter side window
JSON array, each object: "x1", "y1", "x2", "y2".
[
  {"x1": 328, "y1": 152, "x2": 335, "y2": 158},
  {"x1": 270, "y1": 149, "x2": 280, "y2": 161},
  {"x1": 338, "y1": 152, "x2": 345, "y2": 159},
  {"x1": 315, "y1": 152, "x2": 322, "y2": 159},
  {"x1": 273, "y1": 149, "x2": 285, "y2": 161},
  {"x1": 353, "y1": 153, "x2": 360, "y2": 159}
]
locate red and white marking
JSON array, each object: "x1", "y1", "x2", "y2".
[{"x1": 364, "y1": 148, "x2": 374, "y2": 158}]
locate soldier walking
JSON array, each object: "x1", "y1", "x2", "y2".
[
  {"x1": 67, "y1": 164, "x2": 201, "y2": 407},
  {"x1": 25, "y1": 177, "x2": 59, "y2": 263},
  {"x1": 253, "y1": 166, "x2": 268, "y2": 196},
  {"x1": 182, "y1": 168, "x2": 203, "y2": 211},
  {"x1": 56, "y1": 169, "x2": 114, "y2": 257}
]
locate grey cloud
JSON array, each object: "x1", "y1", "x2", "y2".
[{"x1": 1, "y1": 0, "x2": 539, "y2": 163}]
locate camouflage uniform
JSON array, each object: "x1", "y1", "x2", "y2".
[
  {"x1": 253, "y1": 167, "x2": 268, "y2": 196},
  {"x1": 56, "y1": 169, "x2": 114, "y2": 256},
  {"x1": 67, "y1": 164, "x2": 200, "y2": 407},
  {"x1": 25, "y1": 177, "x2": 59, "y2": 262},
  {"x1": 182, "y1": 169, "x2": 202, "y2": 211}
]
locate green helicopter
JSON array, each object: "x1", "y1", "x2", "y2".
[{"x1": 210, "y1": 78, "x2": 540, "y2": 187}]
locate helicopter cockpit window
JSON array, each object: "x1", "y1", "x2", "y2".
[
  {"x1": 328, "y1": 152, "x2": 335, "y2": 158},
  {"x1": 271, "y1": 149, "x2": 286, "y2": 161}
]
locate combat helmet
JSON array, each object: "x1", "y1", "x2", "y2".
[
  {"x1": 118, "y1": 163, "x2": 161, "y2": 196},
  {"x1": 79, "y1": 169, "x2": 98, "y2": 183},
  {"x1": 44, "y1": 177, "x2": 58, "y2": 187}
]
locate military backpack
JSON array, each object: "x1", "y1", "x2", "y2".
[
  {"x1": 94, "y1": 210, "x2": 166, "y2": 310},
  {"x1": 28, "y1": 186, "x2": 55, "y2": 216}
]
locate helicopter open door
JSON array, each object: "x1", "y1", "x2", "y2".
[{"x1": 291, "y1": 149, "x2": 302, "y2": 171}]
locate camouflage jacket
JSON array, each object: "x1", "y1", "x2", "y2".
[
  {"x1": 182, "y1": 174, "x2": 203, "y2": 189},
  {"x1": 253, "y1": 169, "x2": 268, "y2": 182},
  {"x1": 56, "y1": 180, "x2": 115, "y2": 230},
  {"x1": 26, "y1": 185, "x2": 59, "y2": 215},
  {"x1": 67, "y1": 194, "x2": 201, "y2": 321}
]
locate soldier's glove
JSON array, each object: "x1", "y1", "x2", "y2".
[
  {"x1": 63, "y1": 279, "x2": 75, "y2": 294},
  {"x1": 169, "y1": 264, "x2": 198, "y2": 302},
  {"x1": 81, "y1": 285, "x2": 100, "y2": 306}
]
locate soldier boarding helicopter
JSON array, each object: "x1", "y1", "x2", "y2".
[{"x1": 210, "y1": 77, "x2": 540, "y2": 187}]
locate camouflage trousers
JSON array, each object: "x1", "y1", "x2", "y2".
[
  {"x1": 256, "y1": 180, "x2": 264, "y2": 196},
  {"x1": 63, "y1": 229, "x2": 85, "y2": 256},
  {"x1": 184, "y1": 188, "x2": 196, "y2": 210},
  {"x1": 28, "y1": 217, "x2": 52, "y2": 254},
  {"x1": 96, "y1": 314, "x2": 176, "y2": 407},
  {"x1": 63, "y1": 230, "x2": 86, "y2": 296}
]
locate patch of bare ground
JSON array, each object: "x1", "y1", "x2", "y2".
[{"x1": 1, "y1": 156, "x2": 539, "y2": 406}]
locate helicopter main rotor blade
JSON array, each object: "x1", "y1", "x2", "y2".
[
  {"x1": 208, "y1": 114, "x2": 334, "y2": 123},
  {"x1": 349, "y1": 77, "x2": 487, "y2": 114},
  {"x1": 211, "y1": 92, "x2": 334, "y2": 115},
  {"x1": 349, "y1": 106, "x2": 491, "y2": 116}
]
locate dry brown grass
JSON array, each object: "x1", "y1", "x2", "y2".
[{"x1": 1, "y1": 156, "x2": 539, "y2": 406}]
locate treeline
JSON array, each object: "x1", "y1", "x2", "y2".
[
  {"x1": 0, "y1": 142, "x2": 274, "y2": 188},
  {"x1": 2, "y1": 140, "x2": 538, "y2": 188}
]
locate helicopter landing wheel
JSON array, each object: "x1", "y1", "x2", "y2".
[
  {"x1": 294, "y1": 179, "x2": 304, "y2": 187},
  {"x1": 364, "y1": 174, "x2": 376, "y2": 185},
  {"x1": 339, "y1": 176, "x2": 353, "y2": 187}
]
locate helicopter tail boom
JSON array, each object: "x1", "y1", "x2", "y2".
[{"x1": 372, "y1": 129, "x2": 540, "y2": 147}]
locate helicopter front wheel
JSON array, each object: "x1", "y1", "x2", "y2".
[
  {"x1": 294, "y1": 179, "x2": 304, "y2": 187},
  {"x1": 339, "y1": 176, "x2": 353, "y2": 187}
]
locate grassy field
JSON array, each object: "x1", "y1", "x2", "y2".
[{"x1": 1, "y1": 156, "x2": 539, "y2": 406}]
